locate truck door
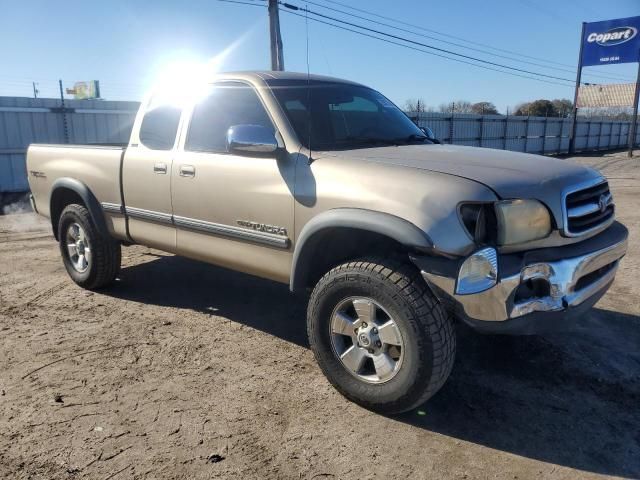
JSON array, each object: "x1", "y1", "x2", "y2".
[
  {"x1": 122, "y1": 97, "x2": 181, "y2": 251},
  {"x1": 171, "y1": 81, "x2": 295, "y2": 283}
]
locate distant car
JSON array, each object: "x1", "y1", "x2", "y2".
[{"x1": 27, "y1": 72, "x2": 627, "y2": 414}]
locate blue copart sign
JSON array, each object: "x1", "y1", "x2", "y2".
[{"x1": 582, "y1": 16, "x2": 640, "y2": 66}]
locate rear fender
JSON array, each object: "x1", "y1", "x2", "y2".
[{"x1": 49, "y1": 178, "x2": 109, "y2": 240}]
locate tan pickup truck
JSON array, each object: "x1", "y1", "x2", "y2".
[{"x1": 27, "y1": 71, "x2": 628, "y2": 414}]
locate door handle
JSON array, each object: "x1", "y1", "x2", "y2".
[
  {"x1": 153, "y1": 162, "x2": 167, "y2": 174},
  {"x1": 179, "y1": 165, "x2": 196, "y2": 177}
]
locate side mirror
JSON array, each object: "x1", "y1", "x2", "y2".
[
  {"x1": 420, "y1": 126, "x2": 441, "y2": 144},
  {"x1": 227, "y1": 124, "x2": 279, "y2": 154}
]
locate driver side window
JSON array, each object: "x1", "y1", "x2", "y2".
[{"x1": 185, "y1": 82, "x2": 274, "y2": 154}]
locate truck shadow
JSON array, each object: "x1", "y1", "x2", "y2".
[{"x1": 105, "y1": 253, "x2": 640, "y2": 478}]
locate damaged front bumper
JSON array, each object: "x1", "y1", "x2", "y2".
[{"x1": 412, "y1": 221, "x2": 628, "y2": 334}]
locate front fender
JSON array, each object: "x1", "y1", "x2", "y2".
[{"x1": 290, "y1": 208, "x2": 433, "y2": 291}]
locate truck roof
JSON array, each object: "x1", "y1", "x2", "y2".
[{"x1": 220, "y1": 70, "x2": 365, "y2": 86}]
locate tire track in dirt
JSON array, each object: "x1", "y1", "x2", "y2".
[{"x1": 3, "y1": 280, "x2": 70, "y2": 314}]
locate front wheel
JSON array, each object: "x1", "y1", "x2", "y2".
[
  {"x1": 307, "y1": 258, "x2": 455, "y2": 414},
  {"x1": 58, "y1": 204, "x2": 121, "y2": 290}
]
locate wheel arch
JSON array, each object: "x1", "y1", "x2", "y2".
[
  {"x1": 49, "y1": 178, "x2": 108, "y2": 241},
  {"x1": 290, "y1": 208, "x2": 433, "y2": 292}
]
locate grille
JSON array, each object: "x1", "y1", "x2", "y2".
[{"x1": 565, "y1": 181, "x2": 614, "y2": 236}]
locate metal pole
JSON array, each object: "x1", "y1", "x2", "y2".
[
  {"x1": 503, "y1": 107, "x2": 509, "y2": 150},
  {"x1": 598, "y1": 119, "x2": 603, "y2": 151},
  {"x1": 268, "y1": 0, "x2": 285, "y2": 71},
  {"x1": 448, "y1": 102, "x2": 455, "y2": 144},
  {"x1": 586, "y1": 113, "x2": 592, "y2": 152},
  {"x1": 32, "y1": 82, "x2": 38, "y2": 99},
  {"x1": 542, "y1": 110, "x2": 549, "y2": 154},
  {"x1": 628, "y1": 58, "x2": 640, "y2": 158},
  {"x1": 569, "y1": 22, "x2": 586, "y2": 155},
  {"x1": 59, "y1": 79, "x2": 69, "y2": 144}
]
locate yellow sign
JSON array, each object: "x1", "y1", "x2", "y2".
[{"x1": 71, "y1": 81, "x2": 101, "y2": 100}]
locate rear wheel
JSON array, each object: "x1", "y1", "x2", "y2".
[
  {"x1": 307, "y1": 257, "x2": 455, "y2": 414},
  {"x1": 58, "y1": 204, "x2": 120, "y2": 289}
]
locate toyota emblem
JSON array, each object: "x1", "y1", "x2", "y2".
[{"x1": 598, "y1": 194, "x2": 608, "y2": 213}]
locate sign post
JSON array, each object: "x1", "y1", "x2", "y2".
[
  {"x1": 569, "y1": 22, "x2": 586, "y2": 155},
  {"x1": 629, "y1": 58, "x2": 640, "y2": 157},
  {"x1": 572, "y1": 16, "x2": 640, "y2": 156}
]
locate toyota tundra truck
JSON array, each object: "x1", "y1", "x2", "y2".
[{"x1": 27, "y1": 72, "x2": 628, "y2": 414}]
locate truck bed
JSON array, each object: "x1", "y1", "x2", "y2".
[{"x1": 26, "y1": 143, "x2": 126, "y2": 237}]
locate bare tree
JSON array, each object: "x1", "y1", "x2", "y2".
[
  {"x1": 405, "y1": 98, "x2": 432, "y2": 112},
  {"x1": 578, "y1": 106, "x2": 634, "y2": 120},
  {"x1": 439, "y1": 100, "x2": 473, "y2": 114}
]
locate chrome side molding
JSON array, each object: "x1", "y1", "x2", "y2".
[
  {"x1": 125, "y1": 206, "x2": 173, "y2": 225},
  {"x1": 174, "y1": 215, "x2": 290, "y2": 249},
  {"x1": 100, "y1": 203, "x2": 289, "y2": 248},
  {"x1": 101, "y1": 202, "x2": 124, "y2": 214}
]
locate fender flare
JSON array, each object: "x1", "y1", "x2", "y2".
[
  {"x1": 49, "y1": 178, "x2": 109, "y2": 240},
  {"x1": 289, "y1": 208, "x2": 433, "y2": 291}
]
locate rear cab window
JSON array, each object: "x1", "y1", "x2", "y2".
[{"x1": 138, "y1": 98, "x2": 181, "y2": 150}]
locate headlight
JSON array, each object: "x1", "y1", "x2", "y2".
[
  {"x1": 494, "y1": 200, "x2": 551, "y2": 246},
  {"x1": 456, "y1": 247, "x2": 498, "y2": 294}
]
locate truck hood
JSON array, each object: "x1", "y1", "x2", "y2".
[{"x1": 329, "y1": 144, "x2": 603, "y2": 201}]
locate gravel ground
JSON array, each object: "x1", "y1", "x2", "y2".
[{"x1": 1, "y1": 151, "x2": 639, "y2": 480}]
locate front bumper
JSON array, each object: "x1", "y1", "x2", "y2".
[{"x1": 413, "y1": 221, "x2": 628, "y2": 334}]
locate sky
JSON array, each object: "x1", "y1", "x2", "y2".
[{"x1": 0, "y1": 0, "x2": 638, "y2": 113}]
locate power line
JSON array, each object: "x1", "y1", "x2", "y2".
[
  {"x1": 300, "y1": 0, "x2": 632, "y2": 83},
  {"x1": 282, "y1": 2, "x2": 577, "y2": 84},
  {"x1": 281, "y1": 8, "x2": 573, "y2": 88},
  {"x1": 312, "y1": 0, "x2": 633, "y2": 82},
  {"x1": 215, "y1": 0, "x2": 267, "y2": 7}
]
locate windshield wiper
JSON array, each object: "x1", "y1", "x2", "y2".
[
  {"x1": 393, "y1": 134, "x2": 429, "y2": 144},
  {"x1": 340, "y1": 136, "x2": 400, "y2": 147}
]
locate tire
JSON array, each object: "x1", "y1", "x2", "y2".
[
  {"x1": 307, "y1": 257, "x2": 455, "y2": 414},
  {"x1": 57, "y1": 203, "x2": 121, "y2": 290}
]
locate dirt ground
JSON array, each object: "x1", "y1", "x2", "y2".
[{"x1": 1, "y1": 151, "x2": 639, "y2": 480}]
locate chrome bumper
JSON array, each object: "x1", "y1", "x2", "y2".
[{"x1": 422, "y1": 236, "x2": 627, "y2": 323}]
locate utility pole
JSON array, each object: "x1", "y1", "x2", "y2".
[
  {"x1": 59, "y1": 80, "x2": 70, "y2": 144},
  {"x1": 268, "y1": 0, "x2": 285, "y2": 71},
  {"x1": 32, "y1": 82, "x2": 39, "y2": 99}
]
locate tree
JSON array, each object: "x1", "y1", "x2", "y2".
[
  {"x1": 438, "y1": 100, "x2": 473, "y2": 113},
  {"x1": 551, "y1": 99, "x2": 573, "y2": 117},
  {"x1": 578, "y1": 106, "x2": 633, "y2": 120},
  {"x1": 514, "y1": 99, "x2": 557, "y2": 117},
  {"x1": 405, "y1": 98, "x2": 430, "y2": 112},
  {"x1": 513, "y1": 98, "x2": 574, "y2": 117},
  {"x1": 471, "y1": 101, "x2": 498, "y2": 115}
]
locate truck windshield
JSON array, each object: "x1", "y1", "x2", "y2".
[{"x1": 267, "y1": 79, "x2": 431, "y2": 151}]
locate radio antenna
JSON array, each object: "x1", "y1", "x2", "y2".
[{"x1": 305, "y1": 3, "x2": 313, "y2": 163}]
